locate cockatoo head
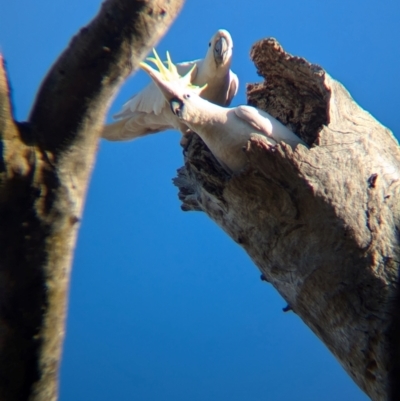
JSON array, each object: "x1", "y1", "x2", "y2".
[
  {"x1": 208, "y1": 29, "x2": 233, "y2": 68},
  {"x1": 140, "y1": 54, "x2": 208, "y2": 125}
]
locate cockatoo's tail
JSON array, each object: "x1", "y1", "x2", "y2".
[{"x1": 140, "y1": 49, "x2": 207, "y2": 94}]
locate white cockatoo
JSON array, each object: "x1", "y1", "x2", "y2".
[
  {"x1": 139, "y1": 60, "x2": 308, "y2": 174},
  {"x1": 102, "y1": 29, "x2": 239, "y2": 142}
]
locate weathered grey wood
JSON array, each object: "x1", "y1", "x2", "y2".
[
  {"x1": 174, "y1": 38, "x2": 400, "y2": 401},
  {"x1": 0, "y1": 1, "x2": 184, "y2": 400}
]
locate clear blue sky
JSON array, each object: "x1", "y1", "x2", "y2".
[{"x1": 1, "y1": 1, "x2": 399, "y2": 400}]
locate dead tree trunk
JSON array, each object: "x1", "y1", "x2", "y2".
[
  {"x1": 174, "y1": 38, "x2": 400, "y2": 401},
  {"x1": 0, "y1": 1, "x2": 184, "y2": 400}
]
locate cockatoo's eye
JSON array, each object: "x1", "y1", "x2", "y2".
[
  {"x1": 183, "y1": 93, "x2": 190, "y2": 100},
  {"x1": 170, "y1": 98, "x2": 184, "y2": 118}
]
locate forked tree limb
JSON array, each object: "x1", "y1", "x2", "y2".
[
  {"x1": 174, "y1": 38, "x2": 400, "y2": 401},
  {"x1": 0, "y1": 1, "x2": 184, "y2": 400}
]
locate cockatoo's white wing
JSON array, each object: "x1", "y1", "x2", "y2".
[
  {"x1": 225, "y1": 70, "x2": 239, "y2": 106},
  {"x1": 235, "y1": 105, "x2": 307, "y2": 148},
  {"x1": 113, "y1": 81, "x2": 166, "y2": 119},
  {"x1": 176, "y1": 60, "x2": 200, "y2": 76},
  {"x1": 102, "y1": 81, "x2": 172, "y2": 141},
  {"x1": 101, "y1": 110, "x2": 173, "y2": 141},
  {"x1": 234, "y1": 105, "x2": 274, "y2": 138}
]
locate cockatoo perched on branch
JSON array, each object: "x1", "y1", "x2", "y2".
[
  {"x1": 102, "y1": 29, "x2": 239, "y2": 143},
  {"x1": 140, "y1": 58, "x2": 308, "y2": 174}
]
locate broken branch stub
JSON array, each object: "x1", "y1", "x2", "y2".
[{"x1": 174, "y1": 38, "x2": 400, "y2": 401}]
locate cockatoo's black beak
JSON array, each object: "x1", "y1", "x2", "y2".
[
  {"x1": 170, "y1": 98, "x2": 183, "y2": 118},
  {"x1": 214, "y1": 36, "x2": 228, "y2": 65}
]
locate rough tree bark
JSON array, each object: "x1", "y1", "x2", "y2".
[
  {"x1": 0, "y1": 1, "x2": 184, "y2": 400},
  {"x1": 174, "y1": 38, "x2": 400, "y2": 401}
]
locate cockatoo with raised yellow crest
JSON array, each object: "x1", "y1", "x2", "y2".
[
  {"x1": 139, "y1": 56, "x2": 308, "y2": 174},
  {"x1": 102, "y1": 29, "x2": 238, "y2": 143}
]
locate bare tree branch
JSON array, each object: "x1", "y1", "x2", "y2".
[
  {"x1": 174, "y1": 38, "x2": 400, "y2": 401},
  {"x1": 0, "y1": 1, "x2": 184, "y2": 400}
]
